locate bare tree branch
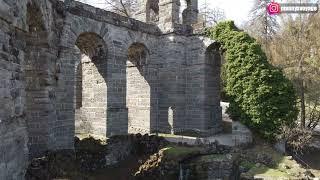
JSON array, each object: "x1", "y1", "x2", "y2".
[
  {"x1": 105, "y1": 0, "x2": 138, "y2": 17},
  {"x1": 198, "y1": 3, "x2": 226, "y2": 27}
]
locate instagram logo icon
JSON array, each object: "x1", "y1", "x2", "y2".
[{"x1": 267, "y1": 1, "x2": 281, "y2": 15}]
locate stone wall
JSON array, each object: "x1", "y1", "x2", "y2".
[
  {"x1": 135, "y1": 0, "x2": 199, "y2": 28},
  {"x1": 0, "y1": 0, "x2": 222, "y2": 178},
  {"x1": 0, "y1": 0, "x2": 64, "y2": 177},
  {"x1": 0, "y1": 20, "x2": 29, "y2": 179},
  {"x1": 181, "y1": 154, "x2": 240, "y2": 180},
  {"x1": 0, "y1": 0, "x2": 29, "y2": 179}
]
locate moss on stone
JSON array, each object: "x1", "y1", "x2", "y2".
[
  {"x1": 162, "y1": 146, "x2": 202, "y2": 160},
  {"x1": 244, "y1": 165, "x2": 290, "y2": 178},
  {"x1": 240, "y1": 160, "x2": 256, "y2": 170},
  {"x1": 240, "y1": 141, "x2": 320, "y2": 179},
  {"x1": 197, "y1": 154, "x2": 227, "y2": 162}
]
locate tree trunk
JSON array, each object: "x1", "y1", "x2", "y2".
[
  {"x1": 299, "y1": 60, "x2": 306, "y2": 128},
  {"x1": 300, "y1": 80, "x2": 306, "y2": 128}
]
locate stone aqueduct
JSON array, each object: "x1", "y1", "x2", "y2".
[{"x1": 0, "y1": 0, "x2": 222, "y2": 178}]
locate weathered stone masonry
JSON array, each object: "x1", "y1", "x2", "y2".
[{"x1": 0, "y1": 0, "x2": 222, "y2": 178}]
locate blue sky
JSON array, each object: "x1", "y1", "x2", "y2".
[{"x1": 77, "y1": 0, "x2": 256, "y2": 25}]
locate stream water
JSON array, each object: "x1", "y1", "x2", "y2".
[{"x1": 179, "y1": 163, "x2": 191, "y2": 180}]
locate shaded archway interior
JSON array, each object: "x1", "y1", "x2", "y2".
[
  {"x1": 146, "y1": 0, "x2": 160, "y2": 23},
  {"x1": 126, "y1": 43, "x2": 152, "y2": 134},
  {"x1": 204, "y1": 43, "x2": 222, "y2": 131},
  {"x1": 74, "y1": 32, "x2": 108, "y2": 137}
]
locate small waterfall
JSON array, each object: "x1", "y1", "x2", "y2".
[
  {"x1": 179, "y1": 163, "x2": 190, "y2": 180},
  {"x1": 179, "y1": 164, "x2": 183, "y2": 180}
]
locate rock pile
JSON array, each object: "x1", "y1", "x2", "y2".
[{"x1": 25, "y1": 134, "x2": 168, "y2": 179}]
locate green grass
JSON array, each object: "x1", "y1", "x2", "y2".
[
  {"x1": 246, "y1": 165, "x2": 290, "y2": 178},
  {"x1": 240, "y1": 160, "x2": 256, "y2": 170},
  {"x1": 197, "y1": 154, "x2": 227, "y2": 163},
  {"x1": 241, "y1": 142, "x2": 320, "y2": 179},
  {"x1": 162, "y1": 146, "x2": 202, "y2": 160}
]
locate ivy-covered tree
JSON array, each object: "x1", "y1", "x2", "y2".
[{"x1": 206, "y1": 21, "x2": 298, "y2": 140}]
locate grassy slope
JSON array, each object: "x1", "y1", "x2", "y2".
[{"x1": 241, "y1": 142, "x2": 320, "y2": 179}]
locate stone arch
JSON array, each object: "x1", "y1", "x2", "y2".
[
  {"x1": 75, "y1": 32, "x2": 108, "y2": 60},
  {"x1": 181, "y1": 0, "x2": 198, "y2": 25},
  {"x1": 204, "y1": 42, "x2": 222, "y2": 130},
  {"x1": 205, "y1": 42, "x2": 221, "y2": 106},
  {"x1": 124, "y1": 31, "x2": 155, "y2": 52},
  {"x1": 179, "y1": 0, "x2": 189, "y2": 23},
  {"x1": 128, "y1": 43, "x2": 150, "y2": 68},
  {"x1": 74, "y1": 32, "x2": 108, "y2": 137},
  {"x1": 146, "y1": 0, "x2": 159, "y2": 24},
  {"x1": 126, "y1": 42, "x2": 152, "y2": 134},
  {"x1": 26, "y1": 1, "x2": 46, "y2": 33},
  {"x1": 56, "y1": 16, "x2": 129, "y2": 137},
  {"x1": 61, "y1": 18, "x2": 114, "y2": 57}
]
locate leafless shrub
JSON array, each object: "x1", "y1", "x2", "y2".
[{"x1": 278, "y1": 126, "x2": 313, "y2": 153}]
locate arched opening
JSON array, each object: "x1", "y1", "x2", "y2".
[
  {"x1": 146, "y1": 0, "x2": 159, "y2": 24},
  {"x1": 27, "y1": 2, "x2": 46, "y2": 33},
  {"x1": 181, "y1": 0, "x2": 198, "y2": 25},
  {"x1": 204, "y1": 43, "x2": 222, "y2": 129},
  {"x1": 127, "y1": 43, "x2": 151, "y2": 134},
  {"x1": 180, "y1": 0, "x2": 189, "y2": 23},
  {"x1": 74, "y1": 33, "x2": 108, "y2": 138},
  {"x1": 168, "y1": 106, "x2": 175, "y2": 134}
]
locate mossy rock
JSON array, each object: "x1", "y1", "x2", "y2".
[{"x1": 162, "y1": 146, "x2": 202, "y2": 160}]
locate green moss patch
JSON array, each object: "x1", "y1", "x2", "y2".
[
  {"x1": 245, "y1": 165, "x2": 290, "y2": 178},
  {"x1": 162, "y1": 146, "x2": 202, "y2": 160}
]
